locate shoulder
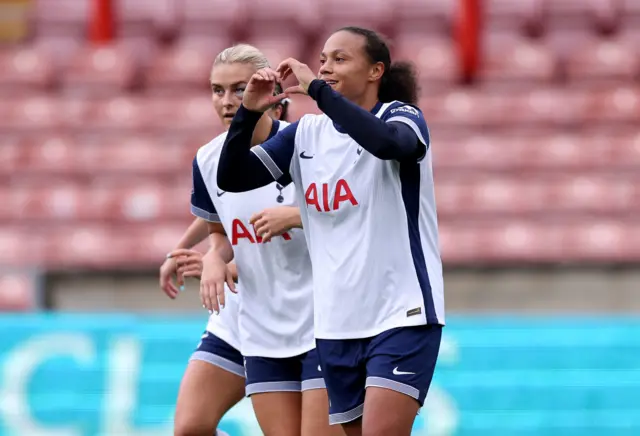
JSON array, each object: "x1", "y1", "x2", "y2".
[
  {"x1": 381, "y1": 101, "x2": 423, "y2": 119},
  {"x1": 196, "y1": 131, "x2": 227, "y2": 167}
]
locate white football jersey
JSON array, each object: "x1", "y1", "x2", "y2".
[
  {"x1": 191, "y1": 120, "x2": 315, "y2": 357},
  {"x1": 205, "y1": 283, "x2": 241, "y2": 351},
  {"x1": 253, "y1": 101, "x2": 445, "y2": 340}
]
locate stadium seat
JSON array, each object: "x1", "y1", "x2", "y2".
[
  {"x1": 484, "y1": 0, "x2": 545, "y2": 35},
  {"x1": 243, "y1": 32, "x2": 305, "y2": 68},
  {"x1": 62, "y1": 44, "x2": 140, "y2": 96},
  {"x1": 242, "y1": 0, "x2": 320, "y2": 34},
  {"x1": 32, "y1": 0, "x2": 90, "y2": 39},
  {"x1": 564, "y1": 37, "x2": 639, "y2": 84},
  {"x1": 79, "y1": 96, "x2": 150, "y2": 132},
  {"x1": 287, "y1": 95, "x2": 322, "y2": 122},
  {"x1": 392, "y1": 0, "x2": 454, "y2": 34},
  {"x1": 316, "y1": 0, "x2": 395, "y2": 33},
  {"x1": 115, "y1": 0, "x2": 180, "y2": 41},
  {"x1": 180, "y1": 0, "x2": 244, "y2": 38},
  {"x1": 0, "y1": 46, "x2": 56, "y2": 94},
  {"x1": 544, "y1": 0, "x2": 620, "y2": 35},
  {"x1": 2, "y1": 96, "x2": 62, "y2": 132},
  {"x1": 479, "y1": 34, "x2": 559, "y2": 88},
  {"x1": 394, "y1": 33, "x2": 458, "y2": 89},
  {"x1": 146, "y1": 95, "x2": 221, "y2": 135},
  {"x1": 146, "y1": 37, "x2": 230, "y2": 95},
  {"x1": 0, "y1": 271, "x2": 36, "y2": 311}
]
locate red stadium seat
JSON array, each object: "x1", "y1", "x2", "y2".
[
  {"x1": 32, "y1": 0, "x2": 90, "y2": 38},
  {"x1": 0, "y1": 136, "x2": 24, "y2": 175},
  {"x1": 564, "y1": 37, "x2": 639, "y2": 84},
  {"x1": 80, "y1": 96, "x2": 150, "y2": 132},
  {"x1": 62, "y1": 44, "x2": 140, "y2": 96},
  {"x1": 146, "y1": 37, "x2": 231, "y2": 95},
  {"x1": 243, "y1": 33, "x2": 305, "y2": 68},
  {"x1": 394, "y1": 33, "x2": 458, "y2": 89},
  {"x1": 479, "y1": 34, "x2": 559, "y2": 88},
  {"x1": 287, "y1": 95, "x2": 322, "y2": 122},
  {"x1": 484, "y1": 0, "x2": 545, "y2": 34},
  {"x1": 147, "y1": 95, "x2": 221, "y2": 135},
  {"x1": 2, "y1": 96, "x2": 63, "y2": 132},
  {"x1": 594, "y1": 86, "x2": 640, "y2": 124},
  {"x1": 115, "y1": 0, "x2": 181, "y2": 41},
  {"x1": 0, "y1": 46, "x2": 56, "y2": 94},
  {"x1": 0, "y1": 271, "x2": 36, "y2": 311},
  {"x1": 392, "y1": 0, "x2": 454, "y2": 34},
  {"x1": 316, "y1": 0, "x2": 395, "y2": 33},
  {"x1": 243, "y1": 0, "x2": 320, "y2": 33},
  {"x1": 180, "y1": 0, "x2": 244, "y2": 38},
  {"x1": 544, "y1": 0, "x2": 620, "y2": 34}
]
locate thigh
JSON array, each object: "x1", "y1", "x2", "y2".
[
  {"x1": 315, "y1": 338, "x2": 368, "y2": 427},
  {"x1": 174, "y1": 332, "x2": 246, "y2": 436},
  {"x1": 251, "y1": 391, "x2": 302, "y2": 436},
  {"x1": 362, "y1": 324, "x2": 442, "y2": 436},
  {"x1": 301, "y1": 388, "x2": 347, "y2": 436}
]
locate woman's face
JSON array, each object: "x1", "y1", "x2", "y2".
[
  {"x1": 318, "y1": 30, "x2": 382, "y2": 102},
  {"x1": 210, "y1": 62, "x2": 255, "y2": 128}
]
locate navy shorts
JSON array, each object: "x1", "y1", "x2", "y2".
[
  {"x1": 316, "y1": 324, "x2": 442, "y2": 425},
  {"x1": 189, "y1": 331, "x2": 245, "y2": 378},
  {"x1": 244, "y1": 348, "x2": 325, "y2": 396}
]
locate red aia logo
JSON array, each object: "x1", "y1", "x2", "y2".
[
  {"x1": 230, "y1": 219, "x2": 292, "y2": 245},
  {"x1": 304, "y1": 179, "x2": 358, "y2": 212}
]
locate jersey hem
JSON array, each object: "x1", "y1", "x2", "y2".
[
  {"x1": 315, "y1": 318, "x2": 444, "y2": 340},
  {"x1": 205, "y1": 326, "x2": 240, "y2": 351},
  {"x1": 241, "y1": 341, "x2": 316, "y2": 358}
]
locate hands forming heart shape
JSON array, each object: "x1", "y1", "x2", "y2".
[{"x1": 242, "y1": 58, "x2": 318, "y2": 113}]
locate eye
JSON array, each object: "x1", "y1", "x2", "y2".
[
  {"x1": 235, "y1": 87, "x2": 245, "y2": 97},
  {"x1": 335, "y1": 57, "x2": 345, "y2": 63},
  {"x1": 212, "y1": 87, "x2": 224, "y2": 96},
  {"x1": 319, "y1": 59, "x2": 326, "y2": 65}
]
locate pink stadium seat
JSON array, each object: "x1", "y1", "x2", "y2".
[
  {"x1": 394, "y1": 33, "x2": 458, "y2": 89},
  {"x1": 485, "y1": 0, "x2": 545, "y2": 34},
  {"x1": 63, "y1": 44, "x2": 140, "y2": 96},
  {"x1": 243, "y1": 33, "x2": 304, "y2": 68},
  {"x1": 0, "y1": 46, "x2": 56, "y2": 94},
  {"x1": 81, "y1": 96, "x2": 150, "y2": 132},
  {"x1": 146, "y1": 37, "x2": 230, "y2": 94},
  {"x1": 479, "y1": 35, "x2": 559, "y2": 88},
  {"x1": 147, "y1": 95, "x2": 220, "y2": 135},
  {"x1": 243, "y1": 0, "x2": 320, "y2": 33},
  {"x1": 564, "y1": 37, "x2": 639, "y2": 84},
  {"x1": 0, "y1": 272, "x2": 36, "y2": 311},
  {"x1": 392, "y1": 0, "x2": 454, "y2": 34},
  {"x1": 24, "y1": 135, "x2": 76, "y2": 173},
  {"x1": 2, "y1": 96, "x2": 62, "y2": 132},
  {"x1": 0, "y1": 136, "x2": 24, "y2": 175},
  {"x1": 287, "y1": 95, "x2": 322, "y2": 122},
  {"x1": 317, "y1": 0, "x2": 394, "y2": 33},
  {"x1": 594, "y1": 86, "x2": 640, "y2": 124},
  {"x1": 32, "y1": 0, "x2": 90, "y2": 38},
  {"x1": 180, "y1": 0, "x2": 244, "y2": 38},
  {"x1": 544, "y1": 0, "x2": 620, "y2": 34},
  {"x1": 115, "y1": 0, "x2": 180, "y2": 41}
]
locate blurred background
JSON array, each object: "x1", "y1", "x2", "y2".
[{"x1": 0, "y1": 0, "x2": 639, "y2": 435}]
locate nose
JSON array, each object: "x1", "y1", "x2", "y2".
[
  {"x1": 221, "y1": 90, "x2": 235, "y2": 108},
  {"x1": 319, "y1": 61, "x2": 332, "y2": 77}
]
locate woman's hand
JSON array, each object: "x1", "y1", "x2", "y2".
[
  {"x1": 276, "y1": 58, "x2": 317, "y2": 95},
  {"x1": 159, "y1": 255, "x2": 182, "y2": 299},
  {"x1": 242, "y1": 67, "x2": 288, "y2": 112},
  {"x1": 200, "y1": 249, "x2": 236, "y2": 314},
  {"x1": 249, "y1": 206, "x2": 302, "y2": 243},
  {"x1": 168, "y1": 248, "x2": 204, "y2": 279}
]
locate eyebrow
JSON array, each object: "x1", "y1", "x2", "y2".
[
  {"x1": 210, "y1": 81, "x2": 248, "y2": 87},
  {"x1": 320, "y1": 49, "x2": 349, "y2": 57}
]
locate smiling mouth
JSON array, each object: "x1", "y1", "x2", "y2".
[{"x1": 325, "y1": 80, "x2": 338, "y2": 86}]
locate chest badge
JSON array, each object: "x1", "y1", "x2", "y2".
[{"x1": 276, "y1": 183, "x2": 284, "y2": 203}]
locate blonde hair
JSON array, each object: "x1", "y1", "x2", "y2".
[{"x1": 213, "y1": 43, "x2": 270, "y2": 71}]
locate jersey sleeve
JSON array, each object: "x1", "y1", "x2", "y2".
[
  {"x1": 382, "y1": 104, "x2": 431, "y2": 153},
  {"x1": 250, "y1": 121, "x2": 298, "y2": 186},
  {"x1": 190, "y1": 155, "x2": 220, "y2": 222}
]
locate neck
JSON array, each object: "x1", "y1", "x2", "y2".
[
  {"x1": 352, "y1": 90, "x2": 380, "y2": 113},
  {"x1": 250, "y1": 113, "x2": 274, "y2": 146}
]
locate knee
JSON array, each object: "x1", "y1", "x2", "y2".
[{"x1": 174, "y1": 419, "x2": 220, "y2": 436}]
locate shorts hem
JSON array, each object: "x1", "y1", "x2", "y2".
[
  {"x1": 365, "y1": 376, "x2": 421, "y2": 403},
  {"x1": 246, "y1": 381, "x2": 301, "y2": 396},
  {"x1": 189, "y1": 351, "x2": 245, "y2": 378},
  {"x1": 301, "y1": 378, "x2": 326, "y2": 391},
  {"x1": 329, "y1": 403, "x2": 364, "y2": 425}
]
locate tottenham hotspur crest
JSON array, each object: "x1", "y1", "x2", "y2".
[{"x1": 276, "y1": 183, "x2": 284, "y2": 203}]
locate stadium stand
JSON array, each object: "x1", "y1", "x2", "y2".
[{"x1": 0, "y1": 0, "x2": 638, "y2": 297}]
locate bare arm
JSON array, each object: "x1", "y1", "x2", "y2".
[
  {"x1": 174, "y1": 217, "x2": 210, "y2": 249},
  {"x1": 206, "y1": 222, "x2": 234, "y2": 264}
]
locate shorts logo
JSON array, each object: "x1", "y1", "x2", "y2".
[
  {"x1": 406, "y1": 307, "x2": 422, "y2": 317},
  {"x1": 317, "y1": 365, "x2": 322, "y2": 372},
  {"x1": 392, "y1": 367, "x2": 415, "y2": 376}
]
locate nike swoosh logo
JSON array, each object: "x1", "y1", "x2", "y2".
[
  {"x1": 299, "y1": 151, "x2": 314, "y2": 159},
  {"x1": 217, "y1": 190, "x2": 226, "y2": 197},
  {"x1": 357, "y1": 148, "x2": 363, "y2": 155},
  {"x1": 317, "y1": 365, "x2": 322, "y2": 372},
  {"x1": 392, "y1": 367, "x2": 415, "y2": 375}
]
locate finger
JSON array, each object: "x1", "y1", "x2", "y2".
[
  {"x1": 209, "y1": 282, "x2": 220, "y2": 314},
  {"x1": 266, "y1": 93, "x2": 289, "y2": 106},
  {"x1": 176, "y1": 254, "x2": 200, "y2": 267},
  {"x1": 226, "y1": 270, "x2": 237, "y2": 293},
  {"x1": 262, "y1": 67, "x2": 279, "y2": 83},
  {"x1": 162, "y1": 282, "x2": 178, "y2": 299},
  {"x1": 204, "y1": 281, "x2": 216, "y2": 313},
  {"x1": 178, "y1": 265, "x2": 201, "y2": 277},
  {"x1": 167, "y1": 249, "x2": 196, "y2": 258},
  {"x1": 217, "y1": 281, "x2": 226, "y2": 310},
  {"x1": 284, "y1": 85, "x2": 307, "y2": 95},
  {"x1": 176, "y1": 268, "x2": 185, "y2": 292},
  {"x1": 253, "y1": 218, "x2": 268, "y2": 236},
  {"x1": 249, "y1": 211, "x2": 263, "y2": 225},
  {"x1": 276, "y1": 58, "x2": 295, "y2": 76},
  {"x1": 262, "y1": 231, "x2": 273, "y2": 243}
]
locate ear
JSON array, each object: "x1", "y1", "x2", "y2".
[{"x1": 368, "y1": 61, "x2": 385, "y2": 83}]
